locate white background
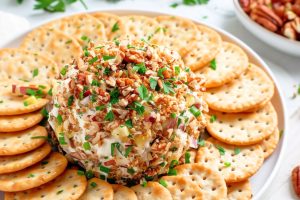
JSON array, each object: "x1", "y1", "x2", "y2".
[{"x1": 0, "y1": 0, "x2": 300, "y2": 199}]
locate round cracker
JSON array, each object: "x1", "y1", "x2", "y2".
[
  {"x1": 20, "y1": 27, "x2": 82, "y2": 68},
  {"x1": 0, "y1": 84, "x2": 49, "y2": 116},
  {"x1": 261, "y1": 128, "x2": 280, "y2": 159},
  {"x1": 0, "y1": 152, "x2": 67, "y2": 192},
  {"x1": 91, "y1": 12, "x2": 127, "y2": 41},
  {"x1": 43, "y1": 13, "x2": 106, "y2": 46},
  {"x1": 195, "y1": 42, "x2": 248, "y2": 88},
  {"x1": 0, "y1": 48, "x2": 58, "y2": 84},
  {"x1": 122, "y1": 15, "x2": 163, "y2": 45},
  {"x1": 112, "y1": 184, "x2": 137, "y2": 200},
  {"x1": 0, "y1": 143, "x2": 51, "y2": 174},
  {"x1": 5, "y1": 169, "x2": 87, "y2": 200},
  {"x1": 196, "y1": 138, "x2": 264, "y2": 183},
  {"x1": 160, "y1": 176, "x2": 203, "y2": 200},
  {"x1": 0, "y1": 125, "x2": 48, "y2": 156},
  {"x1": 207, "y1": 103, "x2": 278, "y2": 145},
  {"x1": 184, "y1": 25, "x2": 222, "y2": 71},
  {"x1": 79, "y1": 178, "x2": 113, "y2": 200},
  {"x1": 175, "y1": 163, "x2": 227, "y2": 200},
  {"x1": 156, "y1": 15, "x2": 197, "y2": 56},
  {"x1": 205, "y1": 64, "x2": 274, "y2": 113},
  {"x1": 0, "y1": 110, "x2": 43, "y2": 132},
  {"x1": 131, "y1": 181, "x2": 172, "y2": 200},
  {"x1": 227, "y1": 180, "x2": 252, "y2": 200}
]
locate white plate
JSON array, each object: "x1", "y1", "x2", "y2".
[
  {"x1": 1, "y1": 9, "x2": 288, "y2": 200},
  {"x1": 233, "y1": 0, "x2": 300, "y2": 57}
]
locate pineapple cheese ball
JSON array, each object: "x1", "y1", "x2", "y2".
[{"x1": 48, "y1": 40, "x2": 207, "y2": 183}]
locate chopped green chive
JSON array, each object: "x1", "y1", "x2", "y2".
[
  {"x1": 65, "y1": 39, "x2": 72, "y2": 44},
  {"x1": 90, "y1": 181, "x2": 97, "y2": 188},
  {"x1": 103, "y1": 67, "x2": 111, "y2": 75},
  {"x1": 141, "y1": 181, "x2": 147, "y2": 187},
  {"x1": 83, "y1": 142, "x2": 91, "y2": 150},
  {"x1": 210, "y1": 59, "x2": 217, "y2": 70},
  {"x1": 31, "y1": 136, "x2": 48, "y2": 140},
  {"x1": 198, "y1": 139, "x2": 205, "y2": 147},
  {"x1": 189, "y1": 105, "x2": 201, "y2": 117},
  {"x1": 103, "y1": 55, "x2": 115, "y2": 61},
  {"x1": 167, "y1": 168, "x2": 177, "y2": 176},
  {"x1": 185, "y1": 151, "x2": 191, "y2": 164},
  {"x1": 224, "y1": 162, "x2": 231, "y2": 167},
  {"x1": 96, "y1": 105, "x2": 106, "y2": 111},
  {"x1": 47, "y1": 88, "x2": 52, "y2": 96},
  {"x1": 41, "y1": 108, "x2": 49, "y2": 118},
  {"x1": 174, "y1": 66, "x2": 180, "y2": 75},
  {"x1": 83, "y1": 48, "x2": 89, "y2": 56},
  {"x1": 124, "y1": 146, "x2": 132, "y2": 158},
  {"x1": 77, "y1": 170, "x2": 85, "y2": 176},
  {"x1": 234, "y1": 148, "x2": 241, "y2": 155},
  {"x1": 58, "y1": 133, "x2": 67, "y2": 145},
  {"x1": 216, "y1": 145, "x2": 225, "y2": 156},
  {"x1": 170, "y1": 159, "x2": 179, "y2": 168},
  {"x1": 210, "y1": 115, "x2": 217, "y2": 123},
  {"x1": 32, "y1": 68, "x2": 39, "y2": 78},
  {"x1": 127, "y1": 168, "x2": 135, "y2": 175},
  {"x1": 85, "y1": 170, "x2": 94, "y2": 179},
  {"x1": 81, "y1": 35, "x2": 90, "y2": 42},
  {"x1": 110, "y1": 88, "x2": 119, "y2": 104},
  {"x1": 170, "y1": 113, "x2": 176, "y2": 118},
  {"x1": 56, "y1": 114, "x2": 63, "y2": 125},
  {"x1": 125, "y1": 119, "x2": 133, "y2": 128},
  {"x1": 27, "y1": 173, "x2": 35, "y2": 178},
  {"x1": 111, "y1": 22, "x2": 120, "y2": 32},
  {"x1": 67, "y1": 95, "x2": 74, "y2": 107},
  {"x1": 104, "y1": 110, "x2": 114, "y2": 121},
  {"x1": 91, "y1": 79, "x2": 100, "y2": 87},
  {"x1": 89, "y1": 57, "x2": 98, "y2": 65},
  {"x1": 99, "y1": 165, "x2": 110, "y2": 174},
  {"x1": 131, "y1": 101, "x2": 145, "y2": 115},
  {"x1": 60, "y1": 66, "x2": 67, "y2": 76},
  {"x1": 159, "y1": 179, "x2": 168, "y2": 187}
]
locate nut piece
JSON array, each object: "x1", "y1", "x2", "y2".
[{"x1": 292, "y1": 166, "x2": 300, "y2": 198}]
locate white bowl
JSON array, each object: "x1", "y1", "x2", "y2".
[
  {"x1": 1, "y1": 9, "x2": 288, "y2": 200},
  {"x1": 233, "y1": 0, "x2": 300, "y2": 57}
]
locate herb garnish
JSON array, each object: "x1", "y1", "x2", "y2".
[
  {"x1": 198, "y1": 139, "x2": 205, "y2": 147},
  {"x1": 234, "y1": 148, "x2": 241, "y2": 155},
  {"x1": 60, "y1": 66, "x2": 67, "y2": 76},
  {"x1": 90, "y1": 182, "x2": 97, "y2": 188},
  {"x1": 99, "y1": 164, "x2": 110, "y2": 174},
  {"x1": 149, "y1": 78, "x2": 158, "y2": 90},
  {"x1": 111, "y1": 22, "x2": 120, "y2": 32},
  {"x1": 133, "y1": 63, "x2": 147, "y2": 75},
  {"x1": 83, "y1": 142, "x2": 91, "y2": 150},
  {"x1": 58, "y1": 132, "x2": 67, "y2": 145},
  {"x1": 158, "y1": 67, "x2": 167, "y2": 79},
  {"x1": 110, "y1": 88, "x2": 119, "y2": 104},
  {"x1": 125, "y1": 119, "x2": 133, "y2": 128},
  {"x1": 130, "y1": 101, "x2": 145, "y2": 115},
  {"x1": 104, "y1": 110, "x2": 114, "y2": 121},
  {"x1": 185, "y1": 151, "x2": 191, "y2": 163},
  {"x1": 67, "y1": 95, "x2": 74, "y2": 107},
  {"x1": 41, "y1": 108, "x2": 49, "y2": 118},
  {"x1": 162, "y1": 82, "x2": 175, "y2": 94},
  {"x1": 210, "y1": 59, "x2": 217, "y2": 70},
  {"x1": 224, "y1": 162, "x2": 231, "y2": 167},
  {"x1": 32, "y1": 68, "x2": 39, "y2": 78},
  {"x1": 127, "y1": 168, "x2": 135, "y2": 175},
  {"x1": 216, "y1": 145, "x2": 225, "y2": 155},
  {"x1": 89, "y1": 57, "x2": 98, "y2": 65},
  {"x1": 210, "y1": 115, "x2": 217, "y2": 123},
  {"x1": 103, "y1": 55, "x2": 115, "y2": 61},
  {"x1": 167, "y1": 168, "x2": 177, "y2": 176},
  {"x1": 56, "y1": 114, "x2": 63, "y2": 125},
  {"x1": 124, "y1": 146, "x2": 132, "y2": 157},
  {"x1": 189, "y1": 105, "x2": 201, "y2": 117},
  {"x1": 77, "y1": 170, "x2": 85, "y2": 176},
  {"x1": 159, "y1": 179, "x2": 168, "y2": 187}
]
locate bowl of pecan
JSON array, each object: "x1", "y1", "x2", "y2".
[{"x1": 234, "y1": 0, "x2": 300, "y2": 56}]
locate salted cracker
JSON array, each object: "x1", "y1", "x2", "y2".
[
  {"x1": 112, "y1": 184, "x2": 137, "y2": 200},
  {"x1": 261, "y1": 128, "x2": 280, "y2": 159},
  {"x1": 79, "y1": 178, "x2": 113, "y2": 200},
  {"x1": 205, "y1": 64, "x2": 274, "y2": 113},
  {"x1": 0, "y1": 126, "x2": 48, "y2": 156},
  {"x1": 196, "y1": 138, "x2": 264, "y2": 183},
  {"x1": 184, "y1": 25, "x2": 222, "y2": 71},
  {"x1": 122, "y1": 15, "x2": 163, "y2": 45},
  {"x1": 155, "y1": 15, "x2": 197, "y2": 56},
  {"x1": 0, "y1": 110, "x2": 43, "y2": 132},
  {"x1": 131, "y1": 181, "x2": 172, "y2": 200},
  {"x1": 0, "y1": 84, "x2": 49, "y2": 116},
  {"x1": 43, "y1": 13, "x2": 106, "y2": 46},
  {"x1": 20, "y1": 27, "x2": 82, "y2": 68},
  {"x1": 207, "y1": 103, "x2": 278, "y2": 145},
  {"x1": 0, "y1": 48, "x2": 58, "y2": 84},
  {"x1": 92, "y1": 12, "x2": 127, "y2": 40},
  {"x1": 227, "y1": 180, "x2": 252, "y2": 200},
  {"x1": 0, "y1": 152, "x2": 67, "y2": 192},
  {"x1": 0, "y1": 143, "x2": 51, "y2": 174},
  {"x1": 194, "y1": 42, "x2": 248, "y2": 88},
  {"x1": 160, "y1": 176, "x2": 203, "y2": 200},
  {"x1": 175, "y1": 163, "x2": 227, "y2": 200},
  {"x1": 5, "y1": 169, "x2": 87, "y2": 200}
]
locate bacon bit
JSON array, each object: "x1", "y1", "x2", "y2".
[
  {"x1": 103, "y1": 159, "x2": 116, "y2": 166},
  {"x1": 77, "y1": 73, "x2": 86, "y2": 85},
  {"x1": 84, "y1": 89, "x2": 92, "y2": 97}
]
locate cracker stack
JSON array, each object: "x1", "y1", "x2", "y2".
[{"x1": 0, "y1": 12, "x2": 281, "y2": 200}]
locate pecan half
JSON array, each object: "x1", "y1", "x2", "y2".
[{"x1": 292, "y1": 166, "x2": 300, "y2": 198}]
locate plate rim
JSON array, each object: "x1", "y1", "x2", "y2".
[{"x1": 1, "y1": 9, "x2": 288, "y2": 200}]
